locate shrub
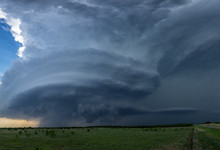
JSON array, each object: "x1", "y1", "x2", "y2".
[
  {"x1": 46, "y1": 130, "x2": 56, "y2": 138},
  {"x1": 26, "y1": 133, "x2": 31, "y2": 137},
  {"x1": 19, "y1": 131, "x2": 22, "y2": 135},
  {"x1": 35, "y1": 146, "x2": 42, "y2": 150}
]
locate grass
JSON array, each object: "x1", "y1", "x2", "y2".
[
  {"x1": 195, "y1": 125, "x2": 220, "y2": 150},
  {"x1": 1, "y1": 124, "x2": 220, "y2": 150},
  {"x1": 0, "y1": 127, "x2": 192, "y2": 150}
]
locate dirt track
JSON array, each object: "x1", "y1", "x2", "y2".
[{"x1": 201, "y1": 125, "x2": 220, "y2": 129}]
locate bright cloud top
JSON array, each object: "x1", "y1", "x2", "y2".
[{"x1": 0, "y1": 8, "x2": 25, "y2": 57}]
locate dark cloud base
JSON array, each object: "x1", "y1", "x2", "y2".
[{"x1": 0, "y1": 49, "x2": 159, "y2": 126}]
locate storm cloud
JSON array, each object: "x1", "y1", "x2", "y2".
[
  {"x1": 0, "y1": 50, "x2": 159, "y2": 126},
  {"x1": 0, "y1": 0, "x2": 220, "y2": 126}
]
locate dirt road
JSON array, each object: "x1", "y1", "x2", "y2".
[{"x1": 201, "y1": 125, "x2": 220, "y2": 129}]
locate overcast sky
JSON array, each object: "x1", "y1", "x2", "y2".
[{"x1": 0, "y1": 0, "x2": 220, "y2": 127}]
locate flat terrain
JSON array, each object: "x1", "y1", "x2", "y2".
[
  {"x1": 0, "y1": 124, "x2": 219, "y2": 150},
  {"x1": 195, "y1": 125, "x2": 220, "y2": 150},
  {"x1": 202, "y1": 123, "x2": 220, "y2": 128},
  {"x1": 0, "y1": 126, "x2": 192, "y2": 150}
]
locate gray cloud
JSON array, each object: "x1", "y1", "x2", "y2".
[
  {"x1": 151, "y1": 0, "x2": 220, "y2": 75},
  {"x1": 0, "y1": 0, "x2": 220, "y2": 126},
  {"x1": 0, "y1": 0, "x2": 191, "y2": 60},
  {"x1": 144, "y1": 0, "x2": 220, "y2": 121},
  {"x1": 0, "y1": 49, "x2": 159, "y2": 126}
]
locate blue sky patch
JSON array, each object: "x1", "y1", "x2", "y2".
[{"x1": 0, "y1": 19, "x2": 19, "y2": 74}]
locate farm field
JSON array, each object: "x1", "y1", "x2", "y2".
[
  {"x1": 0, "y1": 124, "x2": 219, "y2": 150},
  {"x1": 0, "y1": 126, "x2": 193, "y2": 150},
  {"x1": 194, "y1": 125, "x2": 220, "y2": 150}
]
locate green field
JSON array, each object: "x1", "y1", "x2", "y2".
[
  {"x1": 0, "y1": 124, "x2": 219, "y2": 150},
  {"x1": 0, "y1": 126, "x2": 192, "y2": 150},
  {"x1": 194, "y1": 125, "x2": 220, "y2": 150}
]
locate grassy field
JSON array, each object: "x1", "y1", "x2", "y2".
[
  {"x1": 0, "y1": 126, "x2": 193, "y2": 150},
  {"x1": 195, "y1": 125, "x2": 220, "y2": 150},
  {"x1": 0, "y1": 124, "x2": 219, "y2": 150}
]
